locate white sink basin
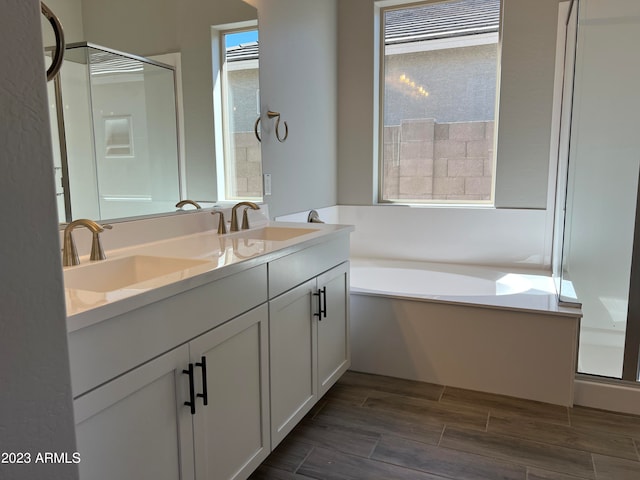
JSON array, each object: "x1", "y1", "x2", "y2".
[
  {"x1": 242, "y1": 226, "x2": 319, "y2": 241},
  {"x1": 63, "y1": 255, "x2": 210, "y2": 292}
]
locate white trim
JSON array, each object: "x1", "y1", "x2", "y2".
[
  {"x1": 386, "y1": 31, "x2": 498, "y2": 55},
  {"x1": 227, "y1": 59, "x2": 259, "y2": 72},
  {"x1": 546, "y1": 2, "x2": 571, "y2": 272},
  {"x1": 210, "y1": 26, "x2": 226, "y2": 201},
  {"x1": 574, "y1": 377, "x2": 640, "y2": 415}
]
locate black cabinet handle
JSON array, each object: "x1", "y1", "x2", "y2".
[
  {"x1": 314, "y1": 286, "x2": 327, "y2": 320},
  {"x1": 183, "y1": 363, "x2": 196, "y2": 415},
  {"x1": 196, "y1": 356, "x2": 208, "y2": 406},
  {"x1": 322, "y1": 286, "x2": 327, "y2": 319}
]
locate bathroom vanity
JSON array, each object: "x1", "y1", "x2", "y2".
[{"x1": 64, "y1": 220, "x2": 352, "y2": 480}]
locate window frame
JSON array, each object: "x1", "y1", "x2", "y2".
[
  {"x1": 213, "y1": 22, "x2": 262, "y2": 203},
  {"x1": 377, "y1": 0, "x2": 501, "y2": 206}
]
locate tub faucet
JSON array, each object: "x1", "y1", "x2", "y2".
[
  {"x1": 63, "y1": 219, "x2": 113, "y2": 267},
  {"x1": 230, "y1": 201, "x2": 260, "y2": 232}
]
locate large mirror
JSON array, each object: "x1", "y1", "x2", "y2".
[
  {"x1": 48, "y1": 43, "x2": 181, "y2": 222},
  {"x1": 41, "y1": 0, "x2": 259, "y2": 225}
]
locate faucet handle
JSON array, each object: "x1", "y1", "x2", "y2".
[
  {"x1": 211, "y1": 211, "x2": 227, "y2": 235},
  {"x1": 241, "y1": 209, "x2": 251, "y2": 230},
  {"x1": 89, "y1": 223, "x2": 112, "y2": 261}
]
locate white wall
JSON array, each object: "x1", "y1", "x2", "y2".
[
  {"x1": 250, "y1": 0, "x2": 339, "y2": 218},
  {"x1": 42, "y1": 0, "x2": 85, "y2": 44},
  {"x1": 337, "y1": 0, "x2": 377, "y2": 205},
  {"x1": 494, "y1": 0, "x2": 563, "y2": 208},
  {"x1": 0, "y1": 1, "x2": 78, "y2": 479}
]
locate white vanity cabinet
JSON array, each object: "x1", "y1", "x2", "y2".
[
  {"x1": 74, "y1": 344, "x2": 195, "y2": 480},
  {"x1": 68, "y1": 227, "x2": 352, "y2": 479},
  {"x1": 268, "y1": 236, "x2": 351, "y2": 447},
  {"x1": 190, "y1": 304, "x2": 270, "y2": 480},
  {"x1": 316, "y1": 262, "x2": 350, "y2": 397},
  {"x1": 74, "y1": 305, "x2": 270, "y2": 480},
  {"x1": 69, "y1": 265, "x2": 270, "y2": 480},
  {"x1": 269, "y1": 278, "x2": 318, "y2": 447}
]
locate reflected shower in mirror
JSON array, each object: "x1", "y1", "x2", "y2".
[{"x1": 49, "y1": 43, "x2": 181, "y2": 223}]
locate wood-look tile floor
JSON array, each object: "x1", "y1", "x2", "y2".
[{"x1": 248, "y1": 371, "x2": 640, "y2": 480}]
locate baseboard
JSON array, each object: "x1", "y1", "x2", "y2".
[{"x1": 574, "y1": 376, "x2": 640, "y2": 415}]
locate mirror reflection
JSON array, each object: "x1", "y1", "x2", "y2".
[{"x1": 49, "y1": 43, "x2": 181, "y2": 222}]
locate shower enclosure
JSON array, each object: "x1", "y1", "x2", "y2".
[
  {"x1": 557, "y1": 0, "x2": 640, "y2": 381},
  {"x1": 48, "y1": 43, "x2": 181, "y2": 222}
]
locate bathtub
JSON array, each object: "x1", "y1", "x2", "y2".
[{"x1": 348, "y1": 258, "x2": 582, "y2": 406}]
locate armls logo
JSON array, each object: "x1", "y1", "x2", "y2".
[{"x1": 35, "y1": 452, "x2": 81, "y2": 464}]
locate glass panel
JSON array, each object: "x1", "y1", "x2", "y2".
[
  {"x1": 50, "y1": 44, "x2": 182, "y2": 222},
  {"x1": 88, "y1": 47, "x2": 181, "y2": 220},
  {"x1": 222, "y1": 30, "x2": 262, "y2": 201},
  {"x1": 561, "y1": 0, "x2": 640, "y2": 378},
  {"x1": 381, "y1": 0, "x2": 499, "y2": 204}
]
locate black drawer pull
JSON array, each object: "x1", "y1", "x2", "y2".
[
  {"x1": 196, "y1": 356, "x2": 208, "y2": 406},
  {"x1": 183, "y1": 363, "x2": 196, "y2": 415},
  {"x1": 314, "y1": 287, "x2": 327, "y2": 320}
]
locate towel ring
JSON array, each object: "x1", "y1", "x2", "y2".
[
  {"x1": 268, "y1": 110, "x2": 289, "y2": 143},
  {"x1": 254, "y1": 116, "x2": 262, "y2": 142},
  {"x1": 254, "y1": 111, "x2": 289, "y2": 143},
  {"x1": 41, "y1": 2, "x2": 65, "y2": 82}
]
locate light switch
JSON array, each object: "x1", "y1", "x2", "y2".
[{"x1": 263, "y1": 174, "x2": 272, "y2": 196}]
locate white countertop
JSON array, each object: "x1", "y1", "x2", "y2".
[{"x1": 64, "y1": 222, "x2": 354, "y2": 332}]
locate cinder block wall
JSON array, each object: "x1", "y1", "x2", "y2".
[
  {"x1": 383, "y1": 118, "x2": 494, "y2": 201},
  {"x1": 231, "y1": 132, "x2": 263, "y2": 198}
]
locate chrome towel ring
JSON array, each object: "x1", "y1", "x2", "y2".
[
  {"x1": 41, "y1": 2, "x2": 65, "y2": 81},
  {"x1": 254, "y1": 110, "x2": 289, "y2": 143}
]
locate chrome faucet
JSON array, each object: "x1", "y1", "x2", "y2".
[
  {"x1": 211, "y1": 211, "x2": 227, "y2": 234},
  {"x1": 230, "y1": 202, "x2": 260, "y2": 232},
  {"x1": 62, "y1": 219, "x2": 112, "y2": 267},
  {"x1": 175, "y1": 199, "x2": 201, "y2": 210}
]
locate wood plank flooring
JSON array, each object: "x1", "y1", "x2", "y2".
[{"x1": 249, "y1": 371, "x2": 640, "y2": 480}]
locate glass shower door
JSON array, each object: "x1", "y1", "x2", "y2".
[{"x1": 560, "y1": 0, "x2": 640, "y2": 379}]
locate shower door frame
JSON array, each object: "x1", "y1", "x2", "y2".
[
  {"x1": 558, "y1": 0, "x2": 640, "y2": 383},
  {"x1": 622, "y1": 177, "x2": 640, "y2": 381}
]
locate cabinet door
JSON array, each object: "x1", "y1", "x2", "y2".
[
  {"x1": 190, "y1": 304, "x2": 270, "y2": 480},
  {"x1": 317, "y1": 262, "x2": 351, "y2": 397},
  {"x1": 269, "y1": 279, "x2": 317, "y2": 447},
  {"x1": 74, "y1": 345, "x2": 194, "y2": 480}
]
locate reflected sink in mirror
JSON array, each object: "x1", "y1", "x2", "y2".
[
  {"x1": 63, "y1": 255, "x2": 210, "y2": 292},
  {"x1": 240, "y1": 226, "x2": 320, "y2": 242}
]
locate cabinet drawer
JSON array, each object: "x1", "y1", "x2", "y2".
[
  {"x1": 268, "y1": 235, "x2": 349, "y2": 298},
  {"x1": 69, "y1": 264, "x2": 267, "y2": 398}
]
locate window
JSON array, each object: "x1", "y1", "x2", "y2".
[
  {"x1": 220, "y1": 29, "x2": 262, "y2": 201},
  {"x1": 380, "y1": 0, "x2": 500, "y2": 204}
]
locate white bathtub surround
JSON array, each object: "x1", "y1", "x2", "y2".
[
  {"x1": 340, "y1": 205, "x2": 553, "y2": 269},
  {"x1": 276, "y1": 205, "x2": 340, "y2": 224},
  {"x1": 278, "y1": 205, "x2": 553, "y2": 269},
  {"x1": 349, "y1": 258, "x2": 580, "y2": 406}
]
